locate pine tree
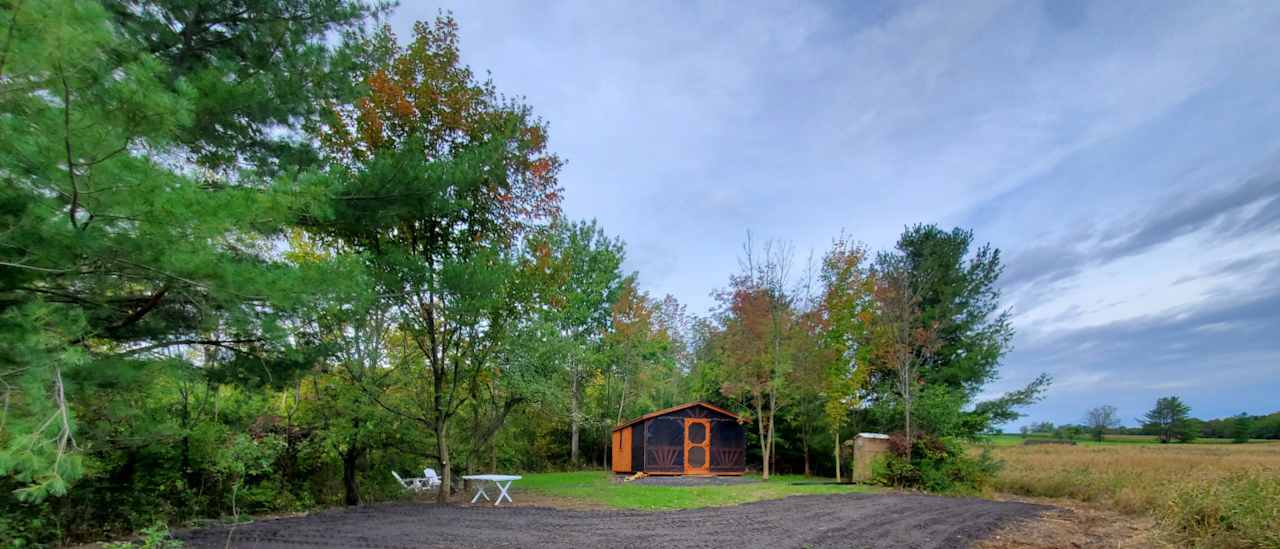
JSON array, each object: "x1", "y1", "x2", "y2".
[
  {"x1": 1142, "y1": 396, "x2": 1192, "y2": 444},
  {"x1": 0, "y1": 0, "x2": 366, "y2": 500}
]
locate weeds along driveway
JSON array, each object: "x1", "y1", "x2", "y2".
[{"x1": 178, "y1": 493, "x2": 1048, "y2": 549}]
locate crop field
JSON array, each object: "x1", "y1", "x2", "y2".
[
  {"x1": 982, "y1": 439, "x2": 1280, "y2": 548},
  {"x1": 983, "y1": 433, "x2": 1275, "y2": 446}
]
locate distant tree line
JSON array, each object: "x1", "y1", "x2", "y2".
[{"x1": 1020, "y1": 397, "x2": 1280, "y2": 443}]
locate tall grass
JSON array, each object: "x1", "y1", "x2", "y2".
[{"x1": 986, "y1": 442, "x2": 1280, "y2": 548}]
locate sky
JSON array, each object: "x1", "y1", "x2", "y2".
[{"x1": 387, "y1": 1, "x2": 1280, "y2": 428}]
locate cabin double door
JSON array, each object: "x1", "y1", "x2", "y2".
[{"x1": 683, "y1": 419, "x2": 711, "y2": 475}]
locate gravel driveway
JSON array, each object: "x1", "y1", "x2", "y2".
[{"x1": 178, "y1": 493, "x2": 1047, "y2": 549}]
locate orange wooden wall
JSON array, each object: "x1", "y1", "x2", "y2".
[{"x1": 611, "y1": 426, "x2": 632, "y2": 472}]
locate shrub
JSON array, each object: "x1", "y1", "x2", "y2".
[
  {"x1": 103, "y1": 523, "x2": 184, "y2": 549},
  {"x1": 0, "y1": 487, "x2": 60, "y2": 547},
  {"x1": 872, "y1": 433, "x2": 1000, "y2": 493}
]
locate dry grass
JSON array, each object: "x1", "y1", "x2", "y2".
[
  {"x1": 985, "y1": 442, "x2": 1280, "y2": 548},
  {"x1": 976, "y1": 497, "x2": 1161, "y2": 549}
]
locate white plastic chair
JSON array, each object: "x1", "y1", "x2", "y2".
[
  {"x1": 392, "y1": 470, "x2": 428, "y2": 493},
  {"x1": 423, "y1": 468, "x2": 443, "y2": 490}
]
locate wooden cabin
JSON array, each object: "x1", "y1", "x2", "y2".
[{"x1": 610, "y1": 402, "x2": 747, "y2": 476}]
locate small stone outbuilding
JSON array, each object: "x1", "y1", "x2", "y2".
[{"x1": 852, "y1": 432, "x2": 891, "y2": 482}]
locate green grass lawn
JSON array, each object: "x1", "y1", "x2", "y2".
[{"x1": 512, "y1": 471, "x2": 874, "y2": 510}]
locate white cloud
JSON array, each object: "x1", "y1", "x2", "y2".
[{"x1": 385, "y1": 1, "x2": 1280, "y2": 422}]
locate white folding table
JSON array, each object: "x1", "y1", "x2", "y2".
[{"x1": 461, "y1": 474, "x2": 522, "y2": 506}]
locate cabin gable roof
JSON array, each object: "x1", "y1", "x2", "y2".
[{"x1": 612, "y1": 401, "x2": 745, "y2": 432}]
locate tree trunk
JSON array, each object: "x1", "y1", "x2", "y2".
[
  {"x1": 467, "y1": 402, "x2": 480, "y2": 475},
  {"x1": 342, "y1": 445, "x2": 361, "y2": 506},
  {"x1": 435, "y1": 421, "x2": 450, "y2": 503},
  {"x1": 570, "y1": 369, "x2": 580, "y2": 464},
  {"x1": 615, "y1": 373, "x2": 629, "y2": 425},
  {"x1": 802, "y1": 436, "x2": 810, "y2": 477},
  {"x1": 765, "y1": 391, "x2": 777, "y2": 480},
  {"x1": 179, "y1": 386, "x2": 194, "y2": 489},
  {"x1": 904, "y1": 391, "x2": 912, "y2": 443},
  {"x1": 755, "y1": 399, "x2": 769, "y2": 480},
  {"x1": 901, "y1": 365, "x2": 913, "y2": 444},
  {"x1": 834, "y1": 431, "x2": 841, "y2": 483},
  {"x1": 770, "y1": 423, "x2": 777, "y2": 475}
]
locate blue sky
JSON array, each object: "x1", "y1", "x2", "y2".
[{"x1": 388, "y1": 1, "x2": 1280, "y2": 428}]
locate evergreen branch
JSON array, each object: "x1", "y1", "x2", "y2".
[
  {"x1": 0, "y1": 261, "x2": 75, "y2": 273},
  {"x1": 0, "y1": 0, "x2": 23, "y2": 80},
  {"x1": 105, "y1": 284, "x2": 170, "y2": 332},
  {"x1": 115, "y1": 338, "x2": 263, "y2": 357}
]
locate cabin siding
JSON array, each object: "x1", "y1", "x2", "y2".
[
  {"x1": 631, "y1": 422, "x2": 645, "y2": 472},
  {"x1": 611, "y1": 426, "x2": 633, "y2": 473}
]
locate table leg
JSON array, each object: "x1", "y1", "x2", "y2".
[
  {"x1": 495, "y1": 480, "x2": 513, "y2": 505},
  {"x1": 470, "y1": 484, "x2": 490, "y2": 504}
]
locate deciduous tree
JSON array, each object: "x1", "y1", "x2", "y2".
[
  {"x1": 815, "y1": 235, "x2": 874, "y2": 481},
  {"x1": 1084, "y1": 405, "x2": 1121, "y2": 442},
  {"x1": 310, "y1": 16, "x2": 563, "y2": 501},
  {"x1": 523, "y1": 220, "x2": 626, "y2": 464},
  {"x1": 866, "y1": 262, "x2": 939, "y2": 444},
  {"x1": 716, "y1": 235, "x2": 796, "y2": 480}
]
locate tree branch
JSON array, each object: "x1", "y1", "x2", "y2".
[{"x1": 115, "y1": 338, "x2": 262, "y2": 357}]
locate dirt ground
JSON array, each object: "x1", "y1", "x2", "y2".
[
  {"x1": 177, "y1": 493, "x2": 1048, "y2": 549},
  {"x1": 975, "y1": 496, "x2": 1163, "y2": 549}
]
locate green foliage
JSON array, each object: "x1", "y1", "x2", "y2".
[
  {"x1": 882, "y1": 225, "x2": 1013, "y2": 394},
  {"x1": 1031, "y1": 421, "x2": 1056, "y2": 433},
  {"x1": 1230, "y1": 414, "x2": 1253, "y2": 444},
  {"x1": 1144, "y1": 396, "x2": 1194, "y2": 443},
  {"x1": 103, "y1": 523, "x2": 184, "y2": 549},
  {"x1": 102, "y1": 0, "x2": 388, "y2": 173},
  {"x1": 1197, "y1": 411, "x2": 1279, "y2": 441},
  {"x1": 1249, "y1": 413, "x2": 1280, "y2": 440},
  {"x1": 1177, "y1": 418, "x2": 1202, "y2": 444},
  {"x1": 0, "y1": 483, "x2": 59, "y2": 546},
  {"x1": 871, "y1": 434, "x2": 1001, "y2": 494},
  {"x1": 210, "y1": 434, "x2": 284, "y2": 518},
  {"x1": 1, "y1": 0, "x2": 365, "y2": 504},
  {"x1": 1054, "y1": 425, "x2": 1085, "y2": 441},
  {"x1": 905, "y1": 385, "x2": 978, "y2": 438},
  {"x1": 303, "y1": 14, "x2": 568, "y2": 499}
]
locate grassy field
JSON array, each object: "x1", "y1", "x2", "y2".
[
  {"x1": 983, "y1": 440, "x2": 1280, "y2": 548},
  {"x1": 512, "y1": 471, "x2": 872, "y2": 510},
  {"x1": 984, "y1": 433, "x2": 1276, "y2": 446}
]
